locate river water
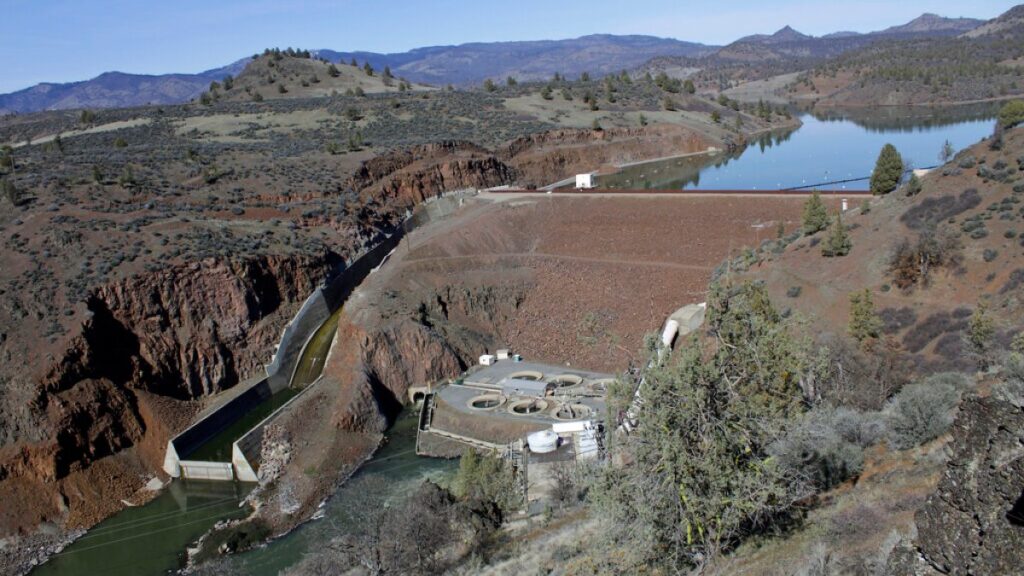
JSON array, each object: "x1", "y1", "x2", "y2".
[
  {"x1": 30, "y1": 104, "x2": 999, "y2": 576},
  {"x1": 598, "y1": 105, "x2": 999, "y2": 191}
]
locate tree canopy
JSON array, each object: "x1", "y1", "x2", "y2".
[{"x1": 870, "y1": 143, "x2": 904, "y2": 195}]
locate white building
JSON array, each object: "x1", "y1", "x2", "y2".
[{"x1": 575, "y1": 173, "x2": 595, "y2": 189}]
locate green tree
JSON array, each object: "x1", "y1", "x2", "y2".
[
  {"x1": 591, "y1": 118, "x2": 602, "y2": 131},
  {"x1": 848, "y1": 289, "x2": 882, "y2": 343},
  {"x1": 869, "y1": 143, "x2": 904, "y2": 195},
  {"x1": 580, "y1": 71, "x2": 591, "y2": 82},
  {"x1": 79, "y1": 109, "x2": 96, "y2": 125},
  {"x1": 483, "y1": 78, "x2": 496, "y2": 92},
  {"x1": 801, "y1": 190, "x2": 829, "y2": 235},
  {"x1": 539, "y1": 85, "x2": 552, "y2": 100},
  {"x1": 822, "y1": 212, "x2": 852, "y2": 257},
  {"x1": 362, "y1": 62, "x2": 374, "y2": 76},
  {"x1": 711, "y1": 110, "x2": 721, "y2": 123},
  {"x1": 684, "y1": 79, "x2": 696, "y2": 94},
  {"x1": 452, "y1": 449, "x2": 520, "y2": 513},
  {"x1": 663, "y1": 96, "x2": 676, "y2": 111},
  {"x1": 326, "y1": 63, "x2": 340, "y2": 77},
  {"x1": 904, "y1": 172, "x2": 922, "y2": 196},
  {"x1": 967, "y1": 302, "x2": 995, "y2": 371},
  {"x1": 997, "y1": 99, "x2": 1024, "y2": 129},
  {"x1": 592, "y1": 281, "x2": 812, "y2": 571},
  {"x1": 506, "y1": 76, "x2": 517, "y2": 87}
]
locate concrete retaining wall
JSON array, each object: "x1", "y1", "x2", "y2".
[{"x1": 164, "y1": 191, "x2": 471, "y2": 481}]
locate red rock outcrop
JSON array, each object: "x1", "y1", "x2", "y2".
[
  {"x1": 347, "y1": 141, "x2": 516, "y2": 207},
  {"x1": 0, "y1": 252, "x2": 341, "y2": 537},
  {"x1": 504, "y1": 124, "x2": 725, "y2": 186}
]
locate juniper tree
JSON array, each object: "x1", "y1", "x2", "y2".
[
  {"x1": 822, "y1": 212, "x2": 852, "y2": 257},
  {"x1": 801, "y1": 190, "x2": 829, "y2": 235},
  {"x1": 483, "y1": 78, "x2": 496, "y2": 92},
  {"x1": 870, "y1": 143, "x2": 903, "y2": 195},
  {"x1": 684, "y1": 79, "x2": 696, "y2": 94},
  {"x1": 967, "y1": 302, "x2": 995, "y2": 371},
  {"x1": 848, "y1": 289, "x2": 882, "y2": 343},
  {"x1": 591, "y1": 281, "x2": 813, "y2": 571}
]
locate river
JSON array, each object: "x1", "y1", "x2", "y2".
[{"x1": 29, "y1": 103, "x2": 998, "y2": 576}]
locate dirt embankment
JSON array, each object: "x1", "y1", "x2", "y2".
[{"x1": 0, "y1": 253, "x2": 341, "y2": 539}]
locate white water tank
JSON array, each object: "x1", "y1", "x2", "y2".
[
  {"x1": 527, "y1": 429, "x2": 559, "y2": 453},
  {"x1": 661, "y1": 319, "x2": 680, "y2": 348}
]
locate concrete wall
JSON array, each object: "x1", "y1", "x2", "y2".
[
  {"x1": 179, "y1": 460, "x2": 235, "y2": 481},
  {"x1": 165, "y1": 191, "x2": 472, "y2": 481}
]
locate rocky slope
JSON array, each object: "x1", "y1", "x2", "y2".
[{"x1": 895, "y1": 395, "x2": 1024, "y2": 574}]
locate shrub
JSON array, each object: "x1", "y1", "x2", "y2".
[
  {"x1": 879, "y1": 307, "x2": 917, "y2": 334},
  {"x1": 998, "y1": 99, "x2": 1024, "y2": 129},
  {"x1": 902, "y1": 309, "x2": 970, "y2": 353},
  {"x1": 888, "y1": 227, "x2": 962, "y2": 290},
  {"x1": 885, "y1": 373, "x2": 967, "y2": 449},
  {"x1": 958, "y1": 155, "x2": 976, "y2": 169},
  {"x1": 822, "y1": 212, "x2": 852, "y2": 257},
  {"x1": 983, "y1": 248, "x2": 999, "y2": 262},
  {"x1": 452, "y1": 449, "x2": 520, "y2": 513},
  {"x1": 900, "y1": 188, "x2": 981, "y2": 230},
  {"x1": 768, "y1": 407, "x2": 866, "y2": 490},
  {"x1": 787, "y1": 286, "x2": 802, "y2": 298}
]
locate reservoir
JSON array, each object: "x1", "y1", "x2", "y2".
[{"x1": 598, "y1": 105, "x2": 998, "y2": 191}]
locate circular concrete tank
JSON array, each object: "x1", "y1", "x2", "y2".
[
  {"x1": 552, "y1": 403, "x2": 592, "y2": 421},
  {"x1": 508, "y1": 370, "x2": 544, "y2": 381},
  {"x1": 467, "y1": 394, "x2": 506, "y2": 411},
  {"x1": 527, "y1": 430, "x2": 559, "y2": 453},
  {"x1": 508, "y1": 399, "x2": 549, "y2": 415},
  {"x1": 550, "y1": 374, "x2": 583, "y2": 389}
]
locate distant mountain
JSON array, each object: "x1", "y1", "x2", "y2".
[
  {"x1": 0, "y1": 60, "x2": 246, "y2": 114},
  {"x1": 877, "y1": 12, "x2": 982, "y2": 35},
  {"x1": 315, "y1": 35, "x2": 717, "y2": 86}
]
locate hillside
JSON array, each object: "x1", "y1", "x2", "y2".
[
  {"x1": 644, "y1": 13, "x2": 985, "y2": 93},
  {"x1": 206, "y1": 50, "x2": 429, "y2": 104},
  {"x1": 786, "y1": 5, "x2": 1024, "y2": 106}
]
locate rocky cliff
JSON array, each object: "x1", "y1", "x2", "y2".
[
  {"x1": 347, "y1": 141, "x2": 516, "y2": 208},
  {"x1": 891, "y1": 395, "x2": 1024, "y2": 574},
  {"x1": 0, "y1": 252, "x2": 341, "y2": 537}
]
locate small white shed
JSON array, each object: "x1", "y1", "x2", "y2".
[
  {"x1": 479, "y1": 354, "x2": 497, "y2": 366},
  {"x1": 575, "y1": 173, "x2": 595, "y2": 189}
]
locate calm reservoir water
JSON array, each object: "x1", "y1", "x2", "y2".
[
  {"x1": 31, "y1": 104, "x2": 998, "y2": 576},
  {"x1": 598, "y1": 106, "x2": 998, "y2": 191}
]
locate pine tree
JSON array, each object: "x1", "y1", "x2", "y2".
[
  {"x1": 801, "y1": 191, "x2": 829, "y2": 235},
  {"x1": 822, "y1": 212, "x2": 852, "y2": 257},
  {"x1": 869, "y1": 143, "x2": 903, "y2": 195},
  {"x1": 684, "y1": 79, "x2": 696, "y2": 94},
  {"x1": 848, "y1": 289, "x2": 882, "y2": 343},
  {"x1": 483, "y1": 78, "x2": 496, "y2": 92}
]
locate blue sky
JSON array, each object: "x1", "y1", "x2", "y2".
[{"x1": 0, "y1": 0, "x2": 1018, "y2": 93}]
